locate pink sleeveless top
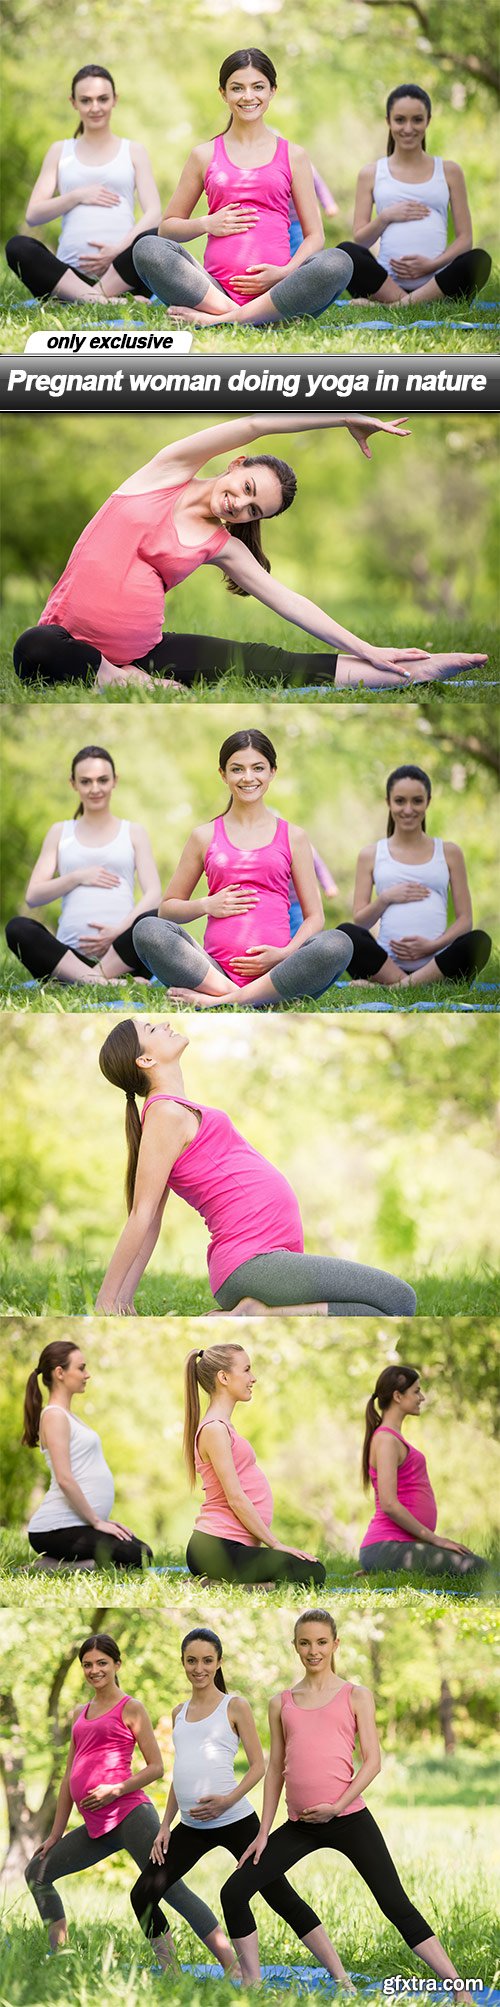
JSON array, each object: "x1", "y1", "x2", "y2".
[
  {"x1": 194, "y1": 1417, "x2": 274, "y2": 1544},
  {"x1": 40, "y1": 485, "x2": 229, "y2": 665},
  {"x1": 281, "y1": 1684, "x2": 365, "y2": 1823},
  {"x1": 141, "y1": 1091, "x2": 303, "y2": 1294},
  {"x1": 204, "y1": 814, "x2": 292, "y2": 985},
  {"x1": 69, "y1": 1694, "x2": 148, "y2": 1838},
  {"x1": 204, "y1": 132, "x2": 292, "y2": 300},
  {"x1": 361, "y1": 1426, "x2": 438, "y2": 1547}
]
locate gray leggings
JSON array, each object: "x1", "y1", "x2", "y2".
[
  {"x1": 215, "y1": 1249, "x2": 416, "y2": 1316},
  {"x1": 132, "y1": 916, "x2": 353, "y2": 1001},
  {"x1": 25, "y1": 1801, "x2": 218, "y2": 1939},
  {"x1": 132, "y1": 237, "x2": 353, "y2": 320},
  {"x1": 360, "y1": 1539, "x2": 487, "y2": 1577}
]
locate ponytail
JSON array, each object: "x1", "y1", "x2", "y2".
[
  {"x1": 125, "y1": 1095, "x2": 143, "y2": 1215},
  {"x1": 183, "y1": 1343, "x2": 245, "y2": 1485},
  {"x1": 22, "y1": 1340, "x2": 79, "y2": 1446},
  {"x1": 98, "y1": 1020, "x2": 150, "y2": 1214},
  {"x1": 362, "y1": 1364, "x2": 420, "y2": 1486}
]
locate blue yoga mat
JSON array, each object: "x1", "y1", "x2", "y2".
[{"x1": 157, "y1": 1968, "x2": 500, "y2": 1999}]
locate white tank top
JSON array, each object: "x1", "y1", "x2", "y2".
[
  {"x1": 173, "y1": 1693, "x2": 252, "y2": 1828},
  {"x1": 373, "y1": 155, "x2": 449, "y2": 288},
  {"x1": 375, "y1": 836, "x2": 449, "y2": 969},
  {"x1": 28, "y1": 1411, "x2": 114, "y2": 1532},
  {"x1": 56, "y1": 819, "x2": 135, "y2": 951},
  {"x1": 57, "y1": 137, "x2": 136, "y2": 268}
]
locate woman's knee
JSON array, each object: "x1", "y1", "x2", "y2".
[
  {"x1": 394, "y1": 1281, "x2": 417, "y2": 1317},
  {"x1": 5, "y1": 917, "x2": 24, "y2": 955},
  {"x1": 25, "y1": 1853, "x2": 44, "y2": 1891},
  {"x1": 6, "y1": 235, "x2": 28, "y2": 273},
  {"x1": 323, "y1": 246, "x2": 353, "y2": 287},
  {"x1": 132, "y1": 917, "x2": 164, "y2": 960}
]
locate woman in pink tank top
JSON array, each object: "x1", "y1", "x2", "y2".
[
  {"x1": 360, "y1": 1364, "x2": 486, "y2": 1578},
  {"x1": 95, "y1": 1017, "x2": 416, "y2": 1319},
  {"x1": 220, "y1": 1609, "x2": 477, "y2": 1996},
  {"x1": 183, "y1": 1339, "x2": 325, "y2": 1586},
  {"x1": 132, "y1": 726, "x2": 353, "y2": 1008},
  {"x1": 24, "y1": 1630, "x2": 235, "y2": 1968}
]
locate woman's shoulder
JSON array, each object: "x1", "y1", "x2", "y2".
[
  {"x1": 358, "y1": 839, "x2": 378, "y2": 862},
  {"x1": 192, "y1": 140, "x2": 214, "y2": 166},
  {"x1": 358, "y1": 160, "x2": 378, "y2": 184}
]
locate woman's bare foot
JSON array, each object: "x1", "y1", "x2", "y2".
[
  {"x1": 96, "y1": 658, "x2": 185, "y2": 693},
  {"x1": 228, "y1": 1297, "x2": 328, "y2": 1316},
  {"x1": 168, "y1": 984, "x2": 235, "y2": 1007}
]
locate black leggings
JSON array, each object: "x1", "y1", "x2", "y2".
[
  {"x1": 13, "y1": 625, "x2": 338, "y2": 690},
  {"x1": 186, "y1": 1531, "x2": 326, "y2": 1587},
  {"x1": 337, "y1": 921, "x2": 492, "y2": 983},
  {"x1": 338, "y1": 241, "x2": 492, "y2": 301},
  {"x1": 221, "y1": 1806, "x2": 432, "y2": 1948},
  {"x1": 5, "y1": 231, "x2": 156, "y2": 299},
  {"x1": 29, "y1": 1526, "x2": 152, "y2": 1569},
  {"x1": 130, "y1": 1809, "x2": 304, "y2": 1943},
  {"x1": 5, "y1": 912, "x2": 158, "y2": 981}
]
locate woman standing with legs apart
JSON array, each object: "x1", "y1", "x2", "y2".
[
  {"x1": 95, "y1": 1017, "x2": 416, "y2": 1317},
  {"x1": 359, "y1": 1365, "x2": 487, "y2": 1577},
  {"x1": 6, "y1": 66, "x2": 161, "y2": 302},
  {"x1": 220, "y1": 1610, "x2": 477, "y2": 1998},
  {"x1": 13, "y1": 415, "x2": 486, "y2": 692},
  {"x1": 337, "y1": 765, "x2": 492, "y2": 989},
  {"x1": 184, "y1": 1343, "x2": 325, "y2": 1585},
  {"x1": 22, "y1": 1339, "x2": 153, "y2": 1570},
  {"x1": 25, "y1": 1632, "x2": 236, "y2": 1972},
  {"x1": 133, "y1": 729, "x2": 352, "y2": 1006},
  {"x1": 130, "y1": 1625, "x2": 351, "y2": 1987}
]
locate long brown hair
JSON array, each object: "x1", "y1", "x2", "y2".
[
  {"x1": 386, "y1": 764, "x2": 431, "y2": 836},
  {"x1": 98, "y1": 1019, "x2": 151, "y2": 1213},
  {"x1": 79, "y1": 1633, "x2": 121, "y2": 1687},
  {"x1": 71, "y1": 745, "x2": 116, "y2": 819},
  {"x1": 22, "y1": 1340, "x2": 79, "y2": 1447},
  {"x1": 224, "y1": 455, "x2": 297, "y2": 596},
  {"x1": 385, "y1": 83, "x2": 431, "y2": 154},
  {"x1": 362, "y1": 1364, "x2": 420, "y2": 1487},
  {"x1": 184, "y1": 1343, "x2": 245, "y2": 1484}
]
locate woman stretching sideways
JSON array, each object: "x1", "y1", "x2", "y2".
[
  {"x1": 220, "y1": 1608, "x2": 477, "y2": 1998},
  {"x1": 95, "y1": 1016, "x2": 416, "y2": 1317},
  {"x1": 22, "y1": 1338, "x2": 152, "y2": 1570},
  {"x1": 13, "y1": 414, "x2": 485, "y2": 694},
  {"x1": 184, "y1": 1341, "x2": 325, "y2": 1585},
  {"x1": 338, "y1": 83, "x2": 491, "y2": 306},
  {"x1": 359, "y1": 1364, "x2": 487, "y2": 1577},
  {"x1": 337, "y1": 764, "x2": 492, "y2": 988}
]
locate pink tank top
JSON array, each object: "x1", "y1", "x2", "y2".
[
  {"x1": 361, "y1": 1426, "x2": 438, "y2": 1547},
  {"x1": 204, "y1": 814, "x2": 292, "y2": 985},
  {"x1": 40, "y1": 485, "x2": 229, "y2": 665},
  {"x1": 281, "y1": 1684, "x2": 366, "y2": 1823},
  {"x1": 141, "y1": 1092, "x2": 303, "y2": 1294},
  {"x1": 204, "y1": 132, "x2": 292, "y2": 301},
  {"x1": 194, "y1": 1417, "x2": 274, "y2": 1544},
  {"x1": 69, "y1": 1694, "x2": 148, "y2": 1837}
]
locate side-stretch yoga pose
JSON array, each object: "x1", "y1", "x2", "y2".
[
  {"x1": 95, "y1": 1016, "x2": 416, "y2": 1316},
  {"x1": 220, "y1": 1609, "x2": 476, "y2": 1997},
  {"x1": 22, "y1": 1339, "x2": 152, "y2": 1570},
  {"x1": 336, "y1": 764, "x2": 492, "y2": 988},
  {"x1": 5, "y1": 744, "x2": 162, "y2": 987},
  {"x1": 24, "y1": 1631, "x2": 236, "y2": 1971},
  {"x1": 359, "y1": 1364, "x2": 487, "y2": 1577},
  {"x1": 184, "y1": 1342, "x2": 326, "y2": 1585},
  {"x1": 5, "y1": 64, "x2": 161, "y2": 303},
  {"x1": 130, "y1": 1624, "x2": 351, "y2": 1987},
  {"x1": 338, "y1": 83, "x2": 491, "y2": 306},
  {"x1": 132, "y1": 48, "x2": 351, "y2": 324},
  {"x1": 13, "y1": 414, "x2": 485, "y2": 694},
  {"x1": 133, "y1": 728, "x2": 352, "y2": 1006}
]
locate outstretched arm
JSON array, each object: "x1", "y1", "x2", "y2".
[
  {"x1": 131, "y1": 412, "x2": 409, "y2": 485},
  {"x1": 213, "y1": 537, "x2": 427, "y2": 675},
  {"x1": 94, "y1": 1102, "x2": 187, "y2": 1311}
]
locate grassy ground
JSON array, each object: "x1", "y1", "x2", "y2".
[
  {"x1": 1, "y1": 960, "x2": 498, "y2": 1016},
  {"x1": 0, "y1": 620, "x2": 497, "y2": 708},
  {"x1": 0, "y1": 1261, "x2": 498, "y2": 1317}
]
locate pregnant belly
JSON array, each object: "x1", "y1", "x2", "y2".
[
  {"x1": 70, "y1": 1748, "x2": 127, "y2": 1808},
  {"x1": 204, "y1": 215, "x2": 291, "y2": 300},
  {"x1": 204, "y1": 898, "x2": 290, "y2": 983},
  {"x1": 380, "y1": 215, "x2": 447, "y2": 279},
  {"x1": 381, "y1": 893, "x2": 446, "y2": 966}
]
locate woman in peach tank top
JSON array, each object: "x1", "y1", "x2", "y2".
[
  {"x1": 220, "y1": 1610, "x2": 478, "y2": 1997},
  {"x1": 183, "y1": 1340, "x2": 325, "y2": 1585},
  {"x1": 359, "y1": 1364, "x2": 487, "y2": 1578}
]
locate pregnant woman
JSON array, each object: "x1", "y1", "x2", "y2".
[
  {"x1": 133, "y1": 728, "x2": 352, "y2": 1007},
  {"x1": 13, "y1": 415, "x2": 485, "y2": 694},
  {"x1": 184, "y1": 1341, "x2": 326, "y2": 1585},
  {"x1": 336, "y1": 764, "x2": 492, "y2": 988},
  {"x1": 338, "y1": 83, "x2": 491, "y2": 306},
  {"x1": 22, "y1": 1337, "x2": 152, "y2": 1569},
  {"x1": 24, "y1": 1630, "x2": 237, "y2": 1972},
  {"x1": 132, "y1": 48, "x2": 351, "y2": 325},
  {"x1": 95, "y1": 1016, "x2": 416, "y2": 1317},
  {"x1": 220, "y1": 1608, "x2": 477, "y2": 1998},
  {"x1": 6, "y1": 65, "x2": 161, "y2": 302},
  {"x1": 5, "y1": 743, "x2": 162, "y2": 986},
  {"x1": 359, "y1": 1363, "x2": 487, "y2": 1577},
  {"x1": 130, "y1": 1624, "x2": 351, "y2": 1988}
]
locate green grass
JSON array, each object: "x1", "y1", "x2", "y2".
[
  {"x1": 0, "y1": 1259, "x2": 499, "y2": 1317},
  {"x1": 1, "y1": 963, "x2": 498, "y2": 1015},
  {"x1": 1, "y1": 618, "x2": 497, "y2": 708}
]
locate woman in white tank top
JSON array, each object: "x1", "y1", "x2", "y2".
[
  {"x1": 337, "y1": 82, "x2": 491, "y2": 305},
  {"x1": 5, "y1": 742, "x2": 161, "y2": 987},
  {"x1": 22, "y1": 1337, "x2": 153, "y2": 1568},
  {"x1": 5, "y1": 63, "x2": 161, "y2": 303},
  {"x1": 336, "y1": 764, "x2": 492, "y2": 989}
]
